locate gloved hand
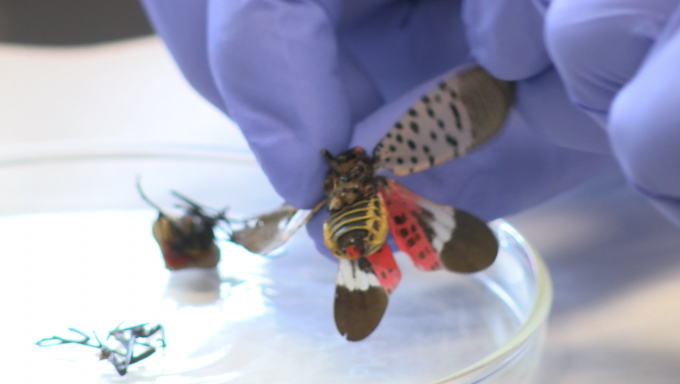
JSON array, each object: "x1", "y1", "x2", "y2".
[
  {"x1": 546, "y1": 0, "x2": 680, "y2": 227},
  {"x1": 140, "y1": 0, "x2": 616, "y2": 256}
]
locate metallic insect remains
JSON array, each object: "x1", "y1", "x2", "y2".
[
  {"x1": 137, "y1": 180, "x2": 229, "y2": 270},
  {"x1": 36, "y1": 323, "x2": 166, "y2": 376},
  {"x1": 230, "y1": 65, "x2": 514, "y2": 341}
]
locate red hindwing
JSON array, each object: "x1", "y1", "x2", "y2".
[
  {"x1": 379, "y1": 179, "x2": 442, "y2": 271},
  {"x1": 365, "y1": 243, "x2": 401, "y2": 295}
]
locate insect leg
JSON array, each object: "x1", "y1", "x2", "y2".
[{"x1": 35, "y1": 328, "x2": 96, "y2": 348}]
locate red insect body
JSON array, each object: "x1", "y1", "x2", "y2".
[
  {"x1": 364, "y1": 243, "x2": 401, "y2": 295},
  {"x1": 159, "y1": 243, "x2": 199, "y2": 270},
  {"x1": 380, "y1": 179, "x2": 442, "y2": 271},
  {"x1": 344, "y1": 245, "x2": 362, "y2": 260}
]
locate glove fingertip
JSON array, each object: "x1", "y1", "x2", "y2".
[{"x1": 463, "y1": 0, "x2": 551, "y2": 80}]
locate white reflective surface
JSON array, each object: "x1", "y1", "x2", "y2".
[{"x1": 1, "y1": 209, "x2": 545, "y2": 384}]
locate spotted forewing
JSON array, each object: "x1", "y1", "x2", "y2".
[{"x1": 373, "y1": 66, "x2": 514, "y2": 175}]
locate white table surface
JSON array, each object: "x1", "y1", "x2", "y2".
[{"x1": 1, "y1": 37, "x2": 678, "y2": 384}]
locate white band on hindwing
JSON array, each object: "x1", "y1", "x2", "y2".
[{"x1": 336, "y1": 259, "x2": 381, "y2": 292}]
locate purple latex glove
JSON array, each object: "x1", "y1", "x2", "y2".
[
  {"x1": 140, "y1": 0, "x2": 616, "y2": 256},
  {"x1": 546, "y1": 0, "x2": 680, "y2": 226}
]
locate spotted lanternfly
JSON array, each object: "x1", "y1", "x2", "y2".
[
  {"x1": 136, "y1": 180, "x2": 227, "y2": 271},
  {"x1": 230, "y1": 66, "x2": 514, "y2": 341}
]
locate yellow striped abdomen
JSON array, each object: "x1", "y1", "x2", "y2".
[{"x1": 323, "y1": 194, "x2": 389, "y2": 259}]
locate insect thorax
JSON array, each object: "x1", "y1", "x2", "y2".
[
  {"x1": 322, "y1": 148, "x2": 378, "y2": 213},
  {"x1": 323, "y1": 194, "x2": 389, "y2": 259}
]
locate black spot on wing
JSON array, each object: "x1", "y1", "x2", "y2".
[
  {"x1": 334, "y1": 285, "x2": 388, "y2": 341},
  {"x1": 412, "y1": 208, "x2": 436, "y2": 246},
  {"x1": 449, "y1": 103, "x2": 462, "y2": 130},
  {"x1": 440, "y1": 209, "x2": 498, "y2": 273}
]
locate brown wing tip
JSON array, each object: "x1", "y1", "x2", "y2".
[
  {"x1": 441, "y1": 210, "x2": 499, "y2": 273},
  {"x1": 334, "y1": 286, "x2": 388, "y2": 341}
]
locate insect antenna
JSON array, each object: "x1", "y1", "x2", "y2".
[
  {"x1": 170, "y1": 191, "x2": 238, "y2": 237},
  {"x1": 321, "y1": 149, "x2": 337, "y2": 168},
  {"x1": 136, "y1": 178, "x2": 193, "y2": 238},
  {"x1": 170, "y1": 190, "x2": 227, "y2": 222},
  {"x1": 136, "y1": 177, "x2": 170, "y2": 217},
  {"x1": 170, "y1": 190, "x2": 205, "y2": 212}
]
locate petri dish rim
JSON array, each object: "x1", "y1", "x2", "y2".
[{"x1": 433, "y1": 221, "x2": 553, "y2": 384}]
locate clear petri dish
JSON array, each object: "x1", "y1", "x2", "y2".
[{"x1": 1, "y1": 148, "x2": 552, "y2": 384}]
